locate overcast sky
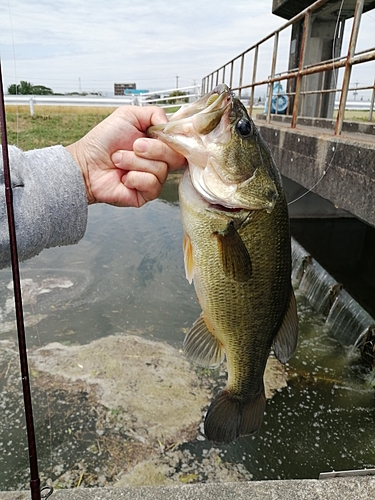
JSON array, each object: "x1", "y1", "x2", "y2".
[{"x1": 1, "y1": 0, "x2": 374, "y2": 96}]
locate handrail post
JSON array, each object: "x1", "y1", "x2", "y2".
[
  {"x1": 238, "y1": 54, "x2": 245, "y2": 100},
  {"x1": 334, "y1": 0, "x2": 364, "y2": 135},
  {"x1": 291, "y1": 10, "x2": 310, "y2": 127},
  {"x1": 29, "y1": 96, "x2": 35, "y2": 117},
  {"x1": 369, "y1": 77, "x2": 375, "y2": 122},
  {"x1": 229, "y1": 61, "x2": 234, "y2": 89},
  {"x1": 266, "y1": 31, "x2": 279, "y2": 123},
  {"x1": 249, "y1": 45, "x2": 259, "y2": 116}
]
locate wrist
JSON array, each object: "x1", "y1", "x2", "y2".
[{"x1": 66, "y1": 143, "x2": 96, "y2": 204}]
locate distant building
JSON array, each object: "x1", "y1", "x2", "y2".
[{"x1": 114, "y1": 83, "x2": 136, "y2": 96}]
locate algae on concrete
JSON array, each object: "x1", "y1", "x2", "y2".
[{"x1": 25, "y1": 334, "x2": 286, "y2": 487}]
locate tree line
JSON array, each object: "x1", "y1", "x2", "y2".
[
  {"x1": 7, "y1": 81, "x2": 54, "y2": 95},
  {"x1": 7, "y1": 81, "x2": 101, "y2": 96}
]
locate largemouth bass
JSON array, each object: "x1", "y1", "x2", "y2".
[{"x1": 148, "y1": 84, "x2": 298, "y2": 443}]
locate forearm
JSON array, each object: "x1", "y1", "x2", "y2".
[{"x1": 0, "y1": 145, "x2": 88, "y2": 269}]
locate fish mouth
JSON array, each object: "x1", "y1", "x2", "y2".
[
  {"x1": 148, "y1": 84, "x2": 278, "y2": 214},
  {"x1": 208, "y1": 203, "x2": 244, "y2": 213},
  {"x1": 147, "y1": 84, "x2": 232, "y2": 142},
  {"x1": 168, "y1": 83, "x2": 232, "y2": 124}
]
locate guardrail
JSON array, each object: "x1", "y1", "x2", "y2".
[
  {"x1": 201, "y1": 0, "x2": 375, "y2": 134},
  {"x1": 136, "y1": 85, "x2": 201, "y2": 109},
  {"x1": 4, "y1": 85, "x2": 202, "y2": 116},
  {"x1": 4, "y1": 94, "x2": 133, "y2": 108}
]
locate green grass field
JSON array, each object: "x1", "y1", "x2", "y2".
[
  {"x1": 4, "y1": 105, "x2": 373, "y2": 152},
  {"x1": 333, "y1": 109, "x2": 372, "y2": 122},
  {"x1": 5, "y1": 105, "x2": 115, "y2": 151}
]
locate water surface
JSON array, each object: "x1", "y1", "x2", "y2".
[{"x1": 0, "y1": 178, "x2": 374, "y2": 488}]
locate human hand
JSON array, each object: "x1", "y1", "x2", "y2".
[{"x1": 66, "y1": 106, "x2": 186, "y2": 207}]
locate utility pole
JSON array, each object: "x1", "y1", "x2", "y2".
[
  {"x1": 176, "y1": 75, "x2": 179, "y2": 89},
  {"x1": 353, "y1": 80, "x2": 358, "y2": 100}
]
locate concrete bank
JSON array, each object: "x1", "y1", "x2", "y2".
[
  {"x1": 254, "y1": 117, "x2": 375, "y2": 229},
  {"x1": 2, "y1": 477, "x2": 375, "y2": 500}
]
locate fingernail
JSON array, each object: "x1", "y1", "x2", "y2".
[
  {"x1": 112, "y1": 152, "x2": 122, "y2": 165},
  {"x1": 134, "y1": 138, "x2": 149, "y2": 153}
]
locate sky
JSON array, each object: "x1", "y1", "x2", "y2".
[{"x1": 0, "y1": 0, "x2": 374, "y2": 97}]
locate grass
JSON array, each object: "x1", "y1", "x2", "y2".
[
  {"x1": 5, "y1": 105, "x2": 115, "y2": 151},
  {"x1": 333, "y1": 109, "x2": 372, "y2": 122},
  {"x1": 4, "y1": 104, "x2": 187, "y2": 151}
]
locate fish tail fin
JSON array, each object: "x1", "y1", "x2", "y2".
[{"x1": 204, "y1": 386, "x2": 266, "y2": 444}]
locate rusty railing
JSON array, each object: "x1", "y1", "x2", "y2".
[{"x1": 201, "y1": 0, "x2": 375, "y2": 134}]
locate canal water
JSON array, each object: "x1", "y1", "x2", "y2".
[{"x1": 0, "y1": 175, "x2": 374, "y2": 489}]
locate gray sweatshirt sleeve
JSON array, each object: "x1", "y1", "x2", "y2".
[{"x1": 0, "y1": 145, "x2": 88, "y2": 269}]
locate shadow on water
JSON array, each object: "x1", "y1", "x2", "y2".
[{"x1": 0, "y1": 175, "x2": 374, "y2": 488}]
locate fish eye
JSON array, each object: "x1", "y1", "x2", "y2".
[{"x1": 236, "y1": 118, "x2": 253, "y2": 138}]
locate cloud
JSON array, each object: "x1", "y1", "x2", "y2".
[
  {"x1": 0, "y1": 0, "x2": 374, "y2": 94},
  {"x1": 0, "y1": 0, "x2": 282, "y2": 91}
]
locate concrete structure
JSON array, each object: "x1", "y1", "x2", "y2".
[
  {"x1": 255, "y1": 115, "x2": 375, "y2": 228},
  {"x1": 272, "y1": 0, "x2": 375, "y2": 21},
  {"x1": 1, "y1": 476, "x2": 375, "y2": 500}
]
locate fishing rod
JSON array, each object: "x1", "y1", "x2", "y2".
[{"x1": 0, "y1": 61, "x2": 53, "y2": 500}]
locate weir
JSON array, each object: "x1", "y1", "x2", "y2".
[{"x1": 292, "y1": 238, "x2": 375, "y2": 354}]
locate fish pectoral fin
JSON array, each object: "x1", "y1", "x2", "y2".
[
  {"x1": 273, "y1": 288, "x2": 299, "y2": 364},
  {"x1": 183, "y1": 232, "x2": 194, "y2": 284},
  {"x1": 213, "y1": 222, "x2": 252, "y2": 282},
  {"x1": 183, "y1": 314, "x2": 225, "y2": 368}
]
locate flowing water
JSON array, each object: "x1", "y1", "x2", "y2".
[{"x1": 0, "y1": 176, "x2": 374, "y2": 489}]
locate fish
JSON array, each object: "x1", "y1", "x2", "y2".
[{"x1": 147, "y1": 84, "x2": 298, "y2": 443}]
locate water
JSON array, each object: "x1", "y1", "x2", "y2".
[
  {"x1": 0, "y1": 177, "x2": 374, "y2": 489},
  {"x1": 298, "y1": 258, "x2": 339, "y2": 316},
  {"x1": 326, "y1": 290, "x2": 375, "y2": 346}
]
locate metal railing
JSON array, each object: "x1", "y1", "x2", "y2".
[
  {"x1": 4, "y1": 85, "x2": 201, "y2": 116},
  {"x1": 4, "y1": 94, "x2": 133, "y2": 107},
  {"x1": 136, "y1": 85, "x2": 201, "y2": 109},
  {"x1": 201, "y1": 0, "x2": 375, "y2": 134}
]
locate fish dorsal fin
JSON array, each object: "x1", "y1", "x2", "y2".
[
  {"x1": 213, "y1": 222, "x2": 252, "y2": 282},
  {"x1": 183, "y1": 232, "x2": 194, "y2": 284},
  {"x1": 183, "y1": 314, "x2": 225, "y2": 368},
  {"x1": 273, "y1": 288, "x2": 298, "y2": 363}
]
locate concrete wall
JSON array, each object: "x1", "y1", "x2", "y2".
[
  {"x1": 2, "y1": 476, "x2": 375, "y2": 500},
  {"x1": 255, "y1": 118, "x2": 375, "y2": 228}
]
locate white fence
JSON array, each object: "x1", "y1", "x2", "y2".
[
  {"x1": 135, "y1": 85, "x2": 201, "y2": 109},
  {"x1": 4, "y1": 85, "x2": 201, "y2": 116},
  {"x1": 4, "y1": 95, "x2": 133, "y2": 107}
]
